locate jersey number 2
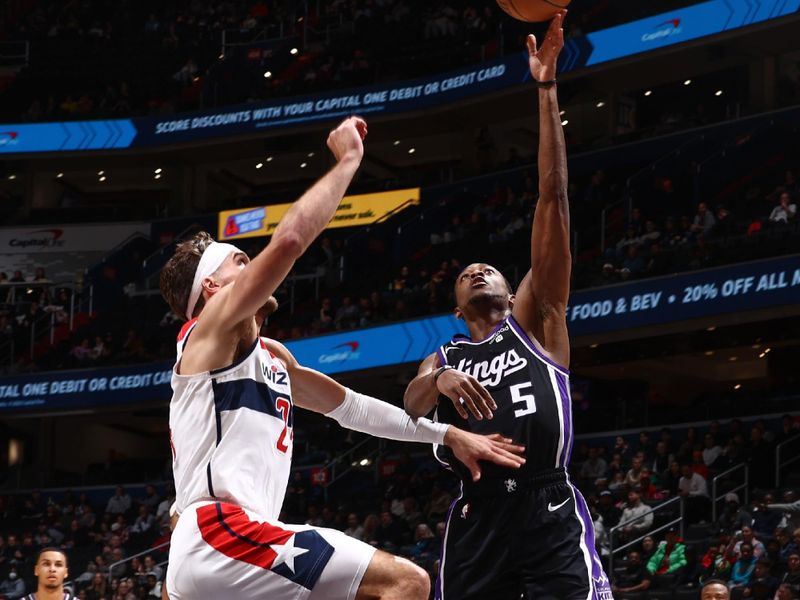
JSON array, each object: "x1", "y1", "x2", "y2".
[
  {"x1": 510, "y1": 382, "x2": 537, "y2": 418},
  {"x1": 276, "y1": 397, "x2": 291, "y2": 453}
]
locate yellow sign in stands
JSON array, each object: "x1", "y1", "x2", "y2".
[{"x1": 218, "y1": 187, "x2": 421, "y2": 241}]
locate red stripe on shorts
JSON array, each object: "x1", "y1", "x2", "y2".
[{"x1": 197, "y1": 502, "x2": 293, "y2": 570}]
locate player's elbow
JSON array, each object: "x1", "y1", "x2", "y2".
[{"x1": 271, "y1": 231, "x2": 306, "y2": 260}]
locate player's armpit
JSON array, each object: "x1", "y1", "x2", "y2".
[{"x1": 403, "y1": 352, "x2": 442, "y2": 418}]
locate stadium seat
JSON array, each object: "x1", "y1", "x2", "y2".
[{"x1": 646, "y1": 590, "x2": 674, "y2": 600}]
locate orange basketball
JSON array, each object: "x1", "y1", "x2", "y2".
[{"x1": 496, "y1": 0, "x2": 571, "y2": 22}]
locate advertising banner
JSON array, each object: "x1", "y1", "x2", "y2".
[
  {"x1": 218, "y1": 188, "x2": 421, "y2": 241},
  {"x1": 2, "y1": 254, "x2": 797, "y2": 413},
  {"x1": 0, "y1": 223, "x2": 150, "y2": 254},
  {"x1": 1, "y1": 0, "x2": 796, "y2": 155}
]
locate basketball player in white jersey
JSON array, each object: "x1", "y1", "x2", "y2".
[
  {"x1": 24, "y1": 548, "x2": 76, "y2": 600},
  {"x1": 159, "y1": 117, "x2": 526, "y2": 600}
]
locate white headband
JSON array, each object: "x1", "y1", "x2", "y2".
[{"x1": 185, "y1": 241, "x2": 241, "y2": 320}]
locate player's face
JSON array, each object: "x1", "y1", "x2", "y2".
[
  {"x1": 35, "y1": 551, "x2": 68, "y2": 589},
  {"x1": 701, "y1": 583, "x2": 729, "y2": 600},
  {"x1": 454, "y1": 263, "x2": 511, "y2": 310},
  {"x1": 213, "y1": 251, "x2": 250, "y2": 286}
]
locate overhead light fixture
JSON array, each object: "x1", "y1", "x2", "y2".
[
  {"x1": 56, "y1": 172, "x2": 64, "y2": 178},
  {"x1": 561, "y1": 119, "x2": 569, "y2": 126},
  {"x1": 644, "y1": 90, "x2": 653, "y2": 97},
  {"x1": 256, "y1": 162, "x2": 263, "y2": 169},
  {"x1": 704, "y1": 351, "x2": 714, "y2": 356},
  {"x1": 589, "y1": 343, "x2": 599, "y2": 349},
  {"x1": 8, "y1": 174, "x2": 16, "y2": 180},
  {"x1": 734, "y1": 384, "x2": 742, "y2": 390},
  {"x1": 759, "y1": 352, "x2": 766, "y2": 359},
  {"x1": 290, "y1": 47, "x2": 298, "y2": 55},
  {"x1": 684, "y1": 79, "x2": 692, "y2": 86},
  {"x1": 559, "y1": 110, "x2": 566, "y2": 116},
  {"x1": 408, "y1": 148, "x2": 416, "y2": 154},
  {"x1": 263, "y1": 71, "x2": 272, "y2": 79},
  {"x1": 300, "y1": 162, "x2": 307, "y2": 168},
  {"x1": 764, "y1": 347, "x2": 771, "y2": 354},
  {"x1": 154, "y1": 173, "x2": 162, "y2": 180},
  {"x1": 266, "y1": 156, "x2": 274, "y2": 162},
  {"x1": 707, "y1": 326, "x2": 716, "y2": 332},
  {"x1": 393, "y1": 140, "x2": 401, "y2": 146},
  {"x1": 596, "y1": 101, "x2": 605, "y2": 108},
  {"x1": 218, "y1": 53, "x2": 224, "y2": 59},
  {"x1": 99, "y1": 176, "x2": 107, "y2": 182},
  {"x1": 728, "y1": 356, "x2": 738, "y2": 362},
  {"x1": 307, "y1": 152, "x2": 315, "y2": 158},
  {"x1": 154, "y1": 168, "x2": 162, "y2": 174},
  {"x1": 715, "y1": 90, "x2": 723, "y2": 96},
  {"x1": 97, "y1": 170, "x2": 105, "y2": 176}
]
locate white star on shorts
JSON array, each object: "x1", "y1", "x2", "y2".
[{"x1": 270, "y1": 534, "x2": 309, "y2": 573}]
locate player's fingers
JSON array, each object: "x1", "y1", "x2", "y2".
[
  {"x1": 485, "y1": 448, "x2": 525, "y2": 469},
  {"x1": 466, "y1": 459, "x2": 481, "y2": 482},
  {"x1": 472, "y1": 379, "x2": 497, "y2": 411},
  {"x1": 445, "y1": 392, "x2": 470, "y2": 419},
  {"x1": 526, "y1": 34, "x2": 537, "y2": 56},
  {"x1": 466, "y1": 380, "x2": 493, "y2": 418},
  {"x1": 486, "y1": 433, "x2": 512, "y2": 442},
  {"x1": 459, "y1": 389, "x2": 483, "y2": 420},
  {"x1": 494, "y1": 440, "x2": 526, "y2": 455}
]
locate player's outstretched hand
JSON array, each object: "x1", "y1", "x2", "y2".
[
  {"x1": 445, "y1": 430, "x2": 526, "y2": 482},
  {"x1": 436, "y1": 367, "x2": 497, "y2": 420},
  {"x1": 527, "y1": 10, "x2": 565, "y2": 82},
  {"x1": 327, "y1": 116, "x2": 367, "y2": 164}
]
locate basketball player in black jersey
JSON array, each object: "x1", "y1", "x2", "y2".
[
  {"x1": 24, "y1": 548, "x2": 77, "y2": 600},
  {"x1": 404, "y1": 12, "x2": 612, "y2": 600}
]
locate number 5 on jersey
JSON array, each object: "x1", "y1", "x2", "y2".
[{"x1": 510, "y1": 382, "x2": 536, "y2": 418}]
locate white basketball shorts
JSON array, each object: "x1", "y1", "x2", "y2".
[{"x1": 167, "y1": 501, "x2": 376, "y2": 600}]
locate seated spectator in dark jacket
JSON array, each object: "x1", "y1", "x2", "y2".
[
  {"x1": 778, "y1": 552, "x2": 800, "y2": 598},
  {"x1": 718, "y1": 493, "x2": 753, "y2": 534},
  {"x1": 612, "y1": 550, "x2": 651, "y2": 598},
  {"x1": 375, "y1": 510, "x2": 406, "y2": 552},
  {"x1": 743, "y1": 559, "x2": 777, "y2": 599},
  {"x1": 752, "y1": 494, "x2": 783, "y2": 542}
]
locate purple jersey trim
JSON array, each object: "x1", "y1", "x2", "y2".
[{"x1": 506, "y1": 314, "x2": 570, "y2": 375}]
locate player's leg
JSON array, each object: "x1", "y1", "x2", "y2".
[
  {"x1": 520, "y1": 482, "x2": 613, "y2": 600},
  {"x1": 353, "y1": 551, "x2": 430, "y2": 600}
]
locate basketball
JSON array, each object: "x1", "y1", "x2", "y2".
[{"x1": 496, "y1": 0, "x2": 572, "y2": 22}]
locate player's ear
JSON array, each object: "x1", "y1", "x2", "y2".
[
  {"x1": 454, "y1": 306, "x2": 463, "y2": 320},
  {"x1": 508, "y1": 293, "x2": 516, "y2": 309}
]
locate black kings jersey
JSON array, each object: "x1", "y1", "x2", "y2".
[{"x1": 433, "y1": 314, "x2": 573, "y2": 480}]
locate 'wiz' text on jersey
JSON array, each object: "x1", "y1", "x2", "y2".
[
  {"x1": 169, "y1": 319, "x2": 293, "y2": 519},
  {"x1": 434, "y1": 315, "x2": 573, "y2": 479}
]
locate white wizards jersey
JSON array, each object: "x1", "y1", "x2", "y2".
[{"x1": 169, "y1": 319, "x2": 294, "y2": 519}]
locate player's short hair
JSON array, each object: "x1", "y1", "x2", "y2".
[
  {"x1": 36, "y1": 547, "x2": 68, "y2": 566},
  {"x1": 701, "y1": 578, "x2": 729, "y2": 591},
  {"x1": 160, "y1": 231, "x2": 215, "y2": 319}
]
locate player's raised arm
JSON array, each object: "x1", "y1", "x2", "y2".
[
  {"x1": 512, "y1": 12, "x2": 571, "y2": 368},
  {"x1": 265, "y1": 340, "x2": 523, "y2": 481},
  {"x1": 404, "y1": 352, "x2": 496, "y2": 420},
  {"x1": 203, "y1": 117, "x2": 367, "y2": 332}
]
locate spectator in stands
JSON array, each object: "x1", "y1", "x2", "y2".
[
  {"x1": 718, "y1": 493, "x2": 753, "y2": 534},
  {"x1": 143, "y1": 555, "x2": 162, "y2": 581},
  {"x1": 703, "y1": 433, "x2": 723, "y2": 467},
  {"x1": 691, "y1": 202, "x2": 716, "y2": 238},
  {"x1": 641, "y1": 535, "x2": 657, "y2": 564},
  {"x1": 702, "y1": 578, "x2": 731, "y2": 599},
  {"x1": 646, "y1": 527, "x2": 687, "y2": 578},
  {"x1": 752, "y1": 494, "x2": 783, "y2": 542},
  {"x1": 692, "y1": 449, "x2": 710, "y2": 480},
  {"x1": 776, "y1": 529, "x2": 799, "y2": 562},
  {"x1": 734, "y1": 526, "x2": 767, "y2": 559},
  {"x1": 105, "y1": 486, "x2": 132, "y2": 516},
  {"x1": 70, "y1": 338, "x2": 93, "y2": 364},
  {"x1": 334, "y1": 295, "x2": 360, "y2": 330},
  {"x1": 579, "y1": 447, "x2": 607, "y2": 483},
  {"x1": 679, "y1": 462, "x2": 709, "y2": 524},
  {"x1": 700, "y1": 541, "x2": 733, "y2": 584},
  {"x1": 0, "y1": 565, "x2": 25, "y2": 599},
  {"x1": 769, "y1": 192, "x2": 797, "y2": 224},
  {"x1": 730, "y1": 543, "x2": 758, "y2": 591},
  {"x1": 651, "y1": 441, "x2": 674, "y2": 477},
  {"x1": 624, "y1": 455, "x2": 644, "y2": 489},
  {"x1": 776, "y1": 582, "x2": 800, "y2": 600},
  {"x1": 344, "y1": 513, "x2": 364, "y2": 541},
  {"x1": 620, "y1": 489, "x2": 653, "y2": 541},
  {"x1": 660, "y1": 461, "x2": 683, "y2": 497},
  {"x1": 130, "y1": 505, "x2": 156, "y2": 535},
  {"x1": 743, "y1": 559, "x2": 778, "y2": 599},
  {"x1": 597, "y1": 490, "x2": 621, "y2": 529},
  {"x1": 778, "y1": 552, "x2": 800, "y2": 597},
  {"x1": 374, "y1": 510, "x2": 405, "y2": 553},
  {"x1": 612, "y1": 550, "x2": 652, "y2": 598},
  {"x1": 139, "y1": 485, "x2": 160, "y2": 513}
]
